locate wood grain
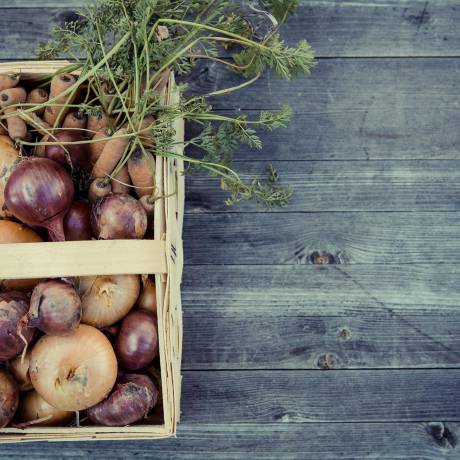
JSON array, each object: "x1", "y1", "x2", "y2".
[
  {"x1": 185, "y1": 160, "x2": 460, "y2": 212},
  {"x1": 185, "y1": 57, "x2": 460, "y2": 161},
  {"x1": 181, "y1": 264, "x2": 460, "y2": 369},
  {"x1": 3, "y1": 1, "x2": 460, "y2": 58},
  {"x1": 180, "y1": 369, "x2": 460, "y2": 422},
  {"x1": 0, "y1": 422, "x2": 458, "y2": 459},
  {"x1": 0, "y1": 240, "x2": 167, "y2": 278},
  {"x1": 184, "y1": 212, "x2": 460, "y2": 265}
]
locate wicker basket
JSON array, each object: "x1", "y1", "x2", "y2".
[{"x1": 0, "y1": 61, "x2": 183, "y2": 442}]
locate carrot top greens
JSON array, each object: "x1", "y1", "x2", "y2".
[{"x1": 32, "y1": 0, "x2": 315, "y2": 208}]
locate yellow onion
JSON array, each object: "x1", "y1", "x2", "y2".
[
  {"x1": 138, "y1": 276, "x2": 157, "y2": 314},
  {"x1": 78, "y1": 275, "x2": 140, "y2": 328},
  {"x1": 29, "y1": 324, "x2": 117, "y2": 411},
  {"x1": 0, "y1": 220, "x2": 43, "y2": 291},
  {"x1": 17, "y1": 390, "x2": 73, "y2": 427},
  {"x1": 8, "y1": 349, "x2": 33, "y2": 391}
]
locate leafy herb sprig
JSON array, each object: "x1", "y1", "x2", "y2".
[{"x1": 4, "y1": 0, "x2": 315, "y2": 208}]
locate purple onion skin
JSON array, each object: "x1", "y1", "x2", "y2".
[
  {"x1": 87, "y1": 374, "x2": 158, "y2": 426},
  {"x1": 115, "y1": 310, "x2": 158, "y2": 370},
  {"x1": 64, "y1": 200, "x2": 92, "y2": 241},
  {"x1": 45, "y1": 131, "x2": 89, "y2": 172},
  {"x1": 91, "y1": 193, "x2": 147, "y2": 240},
  {"x1": 0, "y1": 369, "x2": 19, "y2": 427},
  {"x1": 4, "y1": 158, "x2": 74, "y2": 241},
  {"x1": 29, "y1": 280, "x2": 81, "y2": 336},
  {"x1": 0, "y1": 292, "x2": 34, "y2": 361}
]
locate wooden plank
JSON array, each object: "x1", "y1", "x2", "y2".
[
  {"x1": 181, "y1": 264, "x2": 460, "y2": 369},
  {"x1": 0, "y1": 240, "x2": 167, "y2": 278},
  {"x1": 184, "y1": 57, "x2": 460, "y2": 161},
  {"x1": 0, "y1": 422, "x2": 458, "y2": 459},
  {"x1": 185, "y1": 160, "x2": 460, "y2": 212},
  {"x1": 183, "y1": 212, "x2": 460, "y2": 265},
  {"x1": 3, "y1": 1, "x2": 460, "y2": 58},
  {"x1": 180, "y1": 369, "x2": 460, "y2": 422}
]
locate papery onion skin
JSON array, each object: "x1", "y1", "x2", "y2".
[
  {"x1": 91, "y1": 193, "x2": 147, "y2": 240},
  {"x1": 87, "y1": 373, "x2": 158, "y2": 426},
  {"x1": 64, "y1": 200, "x2": 92, "y2": 241},
  {"x1": 79, "y1": 275, "x2": 140, "y2": 328},
  {"x1": 28, "y1": 280, "x2": 81, "y2": 336},
  {"x1": 115, "y1": 310, "x2": 158, "y2": 370},
  {"x1": 0, "y1": 220, "x2": 43, "y2": 291},
  {"x1": 138, "y1": 276, "x2": 157, "y2": 314},
  {"x1": 0, "y1": 292, "x2": 34, "y2": 362},
  {"x1": 4, "y1": 158, "x2": 74, "y2": 241},
  {"x1": 0, "y1": 369, "x2": 19, "y2": 427},
  {"x1": 17, "y1": 390, "x2": 73, "y2": 427},
  {"x1": 45, "y1": 131, "x2": 89, "y2": 172},
  {"x1": 8, "y1": 349, "x2": 33, "y2": 391},
  {"x1": 29, "y1": 324, "x2": 117, "y2": 411}
]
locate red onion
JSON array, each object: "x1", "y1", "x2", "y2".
[
  {"x1": 87, "y1": 373, "x2": 158, "y2": 426},
  {"x1": 91, "y1": 193, "x2": 147, "y2": 240},
  {"x1": 0, "y1": 292, "x2": 34, "y2": 362},
  {"x1": 64, "y1": 200, "x2": 92, "y2": 241},
  {"x1": 4, "y1": 158, "x2": 75, "y2": 241},
  {"x1": 27, "y1": 280, "x2": 81, "y2": 336},
  {"x1": 45, "y1": 131, "x2": 89, "y2": 171},
  {"x1": 115, "y1": 310, "x2": 158, "y2": 370},
  {"x1": 0, "y1": 369, "x2": 19, "y2": 427}
]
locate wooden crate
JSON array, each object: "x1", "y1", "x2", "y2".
[{"x1": 0, "y1": 61, "x2": 184, "y2": 442}]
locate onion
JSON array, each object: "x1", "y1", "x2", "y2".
[
  {"x1": 115, "y1": 310, "x2": 158, "y2": 370},
  {"x1": 91, "y1": 193, "x2": 147, "y2": 240},
  {"x1": 17, "y1": 390, "x2": 73, "y2": 427},
  {"x1": 27, "y1": 280, "x2": 81, "y2": 336},
  {"x1": 64, "y1": 200, "x2": 92, "y2": 241},
  {"x1": 88, "y1": 178, "x2": 111, "y2": 203},
  {"x1": 0, "y1": 220, "x2": 43, "y2": 291},
  {"x1": 79, "y1": 275, "x2": 140, "y2": 328},
  {"x1": 8, "y1": 349, "x2": 32, "y2": 391},
  {"x1": 138, "y1": 276, "x2": 157, "y2": 314},
  {"x1": 0, "y1": 369, "x2": 19, "y2": 427},
  {"x1": 87, "y1": 373, "x2": 158, "y2": 426},
  {"x1": 45, "y1": 131, "x2": 89, "y2": 171},
  {"x1": 4, "y1": 158, "x2": 74, "y2": 241},
  {"x1": 0, "y1": 292, "x2": 34, "y2": 362},
  {"x1": 29, "y1": 324, "x2": 117, "y2": 411},
  {"x1": 0, "y1": 141, "x2": 20, "y2": 218}
]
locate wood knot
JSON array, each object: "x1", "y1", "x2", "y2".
[
  {"x1": 316, "y1": 353, "x2": 340, "y2": 370},
  {"x1": 427, "y1": 422, "x2": 457, "y2": 449},
  {"x1": 338, "y1": 328, "x2": 352, "y2": 340},
  {"x1": 310, "y1": 251, "x2": 336, "y2": 265}
]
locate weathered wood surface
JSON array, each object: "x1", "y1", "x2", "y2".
[
  {"x1": 180, "y1": 369, "x2": 460, "y2": 422},
  {"x1": 181, "y1": 265, "x2": 460, "y2": 369},
  {"x1": 0, "y1": 423, "x2": 458, "y2": 459},
  {"x1": 184, "y1": 212, "x2": 460, "y2": 264},
  {"x1": 186, "y1": 58, "x2": 460, "y2": 161},
  {"x1": 3, "y1": 0, "x2": 460, "y2": 58},
  {"x1": 186, "y1": 160, "x2": 460, "y2": 212},
  {"x1": 3, "y1": 0, "x2": 460, "y2": 459}
]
